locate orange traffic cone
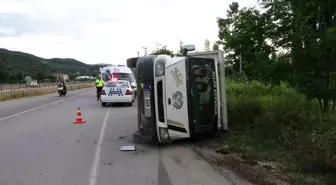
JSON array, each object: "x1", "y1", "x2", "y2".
[{"x1": 73, "y1": 107, "x2": 85, "y2": 124}]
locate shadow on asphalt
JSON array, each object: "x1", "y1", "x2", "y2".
[
  {"x1": 101, "y1": 103, "x2": 134, "y2": 108},
  {"x1": 132, "y1": 129, "x2": 222, "y2": 150}
]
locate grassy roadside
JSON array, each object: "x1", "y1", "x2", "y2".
[
  {"x1": 192, "y1": 78, "x2": 336, "y2": 185},
  {"x1": 0, "y1": 83, "x2": 94, "y2": 101}
]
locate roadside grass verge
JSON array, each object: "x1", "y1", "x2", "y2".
[
  {"x1": 221, "y1": 78, "x2": 336, "y2": 185},
  {"x1": 0, "y1": 83, "x2": 94, "y2": 101}
]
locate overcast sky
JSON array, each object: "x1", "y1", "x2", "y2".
[{"x1": 0, "y1": 0, "x2": 256, "y2": 64}]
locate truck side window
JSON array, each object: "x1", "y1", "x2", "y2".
[
  {"x1": 102, "y1": 73, "x2": 109, "y2": 82},
  {"x1": 193, "y1": 65, "x2": 211, "y2": 104}
]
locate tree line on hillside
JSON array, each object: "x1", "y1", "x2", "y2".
[{"x1": 0, "y1": 48, "x2": 104, "y2": 83}]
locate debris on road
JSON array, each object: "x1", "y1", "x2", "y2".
[
  {"x1": 118, "y1": 136, "x2": 127, "y2": 140},
  {"x1": 215, "y1": 144, "x2": 230, "y2": 155},
  {"x1": 132, "y1": 131, "x2": 144, "y2": 144},
  {"x1": 120, "y1": 145, "x2": 136, "y2": 151},
  {"x1": 101, "y1": 160, "x2": 114, "y2": 165}
]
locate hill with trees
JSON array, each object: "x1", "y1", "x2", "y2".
[{"x1": 0, "y1": 48, "x2": 108, "y2": 82}]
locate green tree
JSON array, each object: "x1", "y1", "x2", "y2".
[
  {"x1": 204, "y1": 39, "x2": 210, "y2": 51},
  {"x1": 179, "y1": 40, "x2": 184, "y2": 53},
  {"x1": 212, "y1": 42, "x2": 219, "y2": 50},
  {"x1": 217, "y1": 2, "x2": 275, "y2": 82},
  {"x1": 0, "y1": 70, "x2": 8, "y2": 81},
  {"x1": 151, "y1": 43, "x2": 174, "y2": 55},
  {"x1": 220, "y1": 0, "x2": 336, "y2": 113},
  {"x1": 261, "y1": 0, "x2": 336, "y2": 113}
]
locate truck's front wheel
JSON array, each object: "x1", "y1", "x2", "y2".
[{"x1": 139, "y1": 123, "x2": 159, "y2": 145}]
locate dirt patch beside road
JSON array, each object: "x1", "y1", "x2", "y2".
[{"x1": 188, "y1": 138, "x2": 290, "y2": 185}]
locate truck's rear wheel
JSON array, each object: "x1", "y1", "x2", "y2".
[
  {"x1": 205, "y1": 124, "x2": 219, "y2": 138},
  {"x1": 134, "y1": 127, "x2": 159, "y2": 145}
]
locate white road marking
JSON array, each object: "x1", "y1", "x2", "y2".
[
  {"x1": 0, "y1": 90, "x2": 94, "y2": 121},
  {"x1": 89, "y1": 108, "x2": 111, "y2": 185}
]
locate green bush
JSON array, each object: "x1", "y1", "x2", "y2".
[{"x1": 226, "y1": 79, "x2": 336, "y2": 177}]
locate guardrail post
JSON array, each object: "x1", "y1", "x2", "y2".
[{"x1": 18, "y1": 83, "x2": 20, "y2": 89}]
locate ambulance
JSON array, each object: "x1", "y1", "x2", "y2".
[
  {"x1": 100, "y1": 65, "x2": 137, "y2": 97},
  {"x1": 127, "y1": 45, "x2": 228, "y2": 144}
]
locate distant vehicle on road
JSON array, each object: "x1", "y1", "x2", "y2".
[
  {"x1": 100, "y1": 80, "x2": 134, "y2": 107},
  {"x1": 100, "y1": 65, "x2": 137, "y2": 98},
  {"x1": 57, "y1": 83, "x2": 66, "y2": 96},
  {"x1": 27, "y1": 80, "x2": 38, "y2": 87}
]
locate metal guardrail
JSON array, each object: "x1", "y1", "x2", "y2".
[{"x1": 0, "y1": 81, "x2": 94, "y2": 92}]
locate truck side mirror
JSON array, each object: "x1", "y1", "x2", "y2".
[
  {"x1": 182, "y1": 44, "x2": 195, "y2": 51},
  {"x1": 182, "y1": 44, "x2": 195, "y2": 56}
]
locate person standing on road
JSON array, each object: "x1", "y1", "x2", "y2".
[{"x1": 95, "y1": 75, "x2": 104, "y2": 101}]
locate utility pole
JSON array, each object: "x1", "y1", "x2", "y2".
[
  {"x1": 137, "y1": 51, "x2": 139, "y2": 57},
  {"x1": 142, "y1": 46, "x2": 148, "y2": 56},
  {"x1": 239, "y1": 53, "x2": 242, "y2": 72},
  {"x1": 239, "y1": 45, "x2": 243, "y2": 73}
]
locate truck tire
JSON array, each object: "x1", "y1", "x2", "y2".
[{"x1": 140, "y1": 123, "x2": 159, "y2": 145}]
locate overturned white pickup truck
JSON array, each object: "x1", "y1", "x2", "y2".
[{"x1": 127, "y1": 45, "x2": 228, "y2": 144}]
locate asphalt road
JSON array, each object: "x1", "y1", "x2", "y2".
[{"x1": 0, "y1": 88, "x2": 232, "y2": 185}]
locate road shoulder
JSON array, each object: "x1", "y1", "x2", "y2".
[{"x1": 190, "y1": 138, "x2": 289, "y2": 185}]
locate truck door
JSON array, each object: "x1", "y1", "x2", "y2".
[{"x1": 164, "y1": 59, "x2": 190, "y2": 139}]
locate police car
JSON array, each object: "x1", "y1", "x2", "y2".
[
  {"x1": 100, "y1": 65, "x2": 137, "y2": 98},
  {"x1": 100, "y1": 80, "x2": 135, "y2": 107}
]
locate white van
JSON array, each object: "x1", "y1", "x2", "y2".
[{"x1": 100, "y1": 65, "x2": 137, "y2": 95}]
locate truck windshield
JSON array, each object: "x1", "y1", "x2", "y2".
[
  {"x1": 105, "y1": 81, "x2": 129, "y2": 88},
  {"x1": 101, "y1": 69, "x2": 135, "y2": 82},
  {"x1": 189, "y1": 58, "x2": 217, "y2": 131},
  {"x1": 112, "y1": 73, "x2": 135, "y2": 82}
]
